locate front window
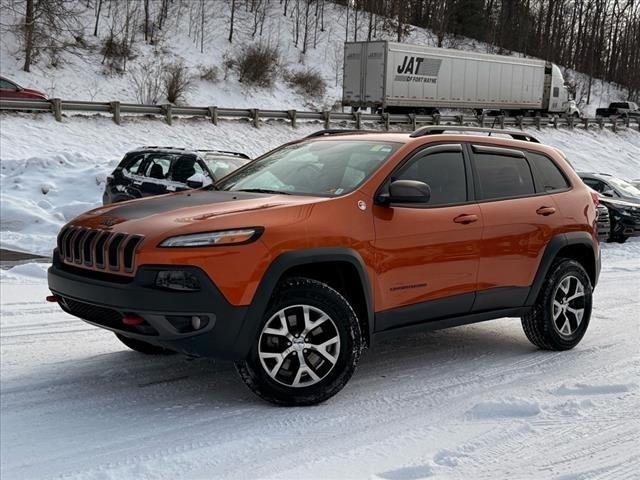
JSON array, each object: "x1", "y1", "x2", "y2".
[
  {"x1": 0, "y1": 79, "x2": 18, "y2": 90},
  {"x1": 217, "y1": 140, "x2": 400, "y2": 196},
  {"x1": 204, "y1": 154, "x2": 249, "y2": 179}
]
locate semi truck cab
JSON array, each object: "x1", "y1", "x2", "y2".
[{"x1": 546, "y1": 63, "x2": 579, "y2": 117}]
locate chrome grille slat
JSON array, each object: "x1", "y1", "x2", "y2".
[{"x1": 57, "y1": 227, "x2": 143, "y2": 275}]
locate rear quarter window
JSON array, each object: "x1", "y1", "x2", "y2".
[{"x1": 527, "y1": 152, "x2": 570, "y2": 192}]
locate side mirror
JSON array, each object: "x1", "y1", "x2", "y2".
[{"x1": 379, "y1": 179, "x2": 431, "y2": 205}]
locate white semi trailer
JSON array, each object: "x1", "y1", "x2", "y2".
[{"x1": 343, "y1": 41, "x2": 580, "y2": 117}]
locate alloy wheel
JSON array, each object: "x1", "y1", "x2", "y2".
[
  {"x1": 552, "y1": 275, "x2": 586, "y2": 338},
  {"x1": 258, "y1": 304, "x2": 341, "y2": 388}
]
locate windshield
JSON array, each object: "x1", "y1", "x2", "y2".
[
  {"x1": 607, "y1": 177, "x2": 640, "y2": 198},
  {"x1": 204, "y1": 155, "x2": 249, "y2": 179},
  {"x1": 216, "y1": 140, "x2": 400, "y2": 196}
]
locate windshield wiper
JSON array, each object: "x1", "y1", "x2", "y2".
[{"x1": 234, "y1": 188, "x2": 292, "y2": 195}]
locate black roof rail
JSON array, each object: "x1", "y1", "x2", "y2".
[
  {"x1": 305, "y1": 129, "x2": 380, "y2": 138},
  {"x1": 195, "y1": 149, "x2": 250, "y2": 159},
  {"x1": 409, "y1": 126, "x2": 540, "y2": 143}
]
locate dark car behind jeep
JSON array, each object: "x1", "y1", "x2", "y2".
[{"x1": 103, "y1": 147, "x2": 250, "y2": 204}]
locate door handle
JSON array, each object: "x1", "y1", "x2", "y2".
[
  {"x1": 536, "y1": 206, "x2": 556, "y2": 216},
  {"x1": 453, "y1": 214, "x2": 479, "y2": 224}
]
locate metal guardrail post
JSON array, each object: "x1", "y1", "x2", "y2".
[
  {"x1": 597, "y1": 117, "x2": 604, "y2": 129},
  {"x1": 456, "y1": 114, "x2": 463, "y2": 126},
  {"x1": 208, "y1": 106, "x2": 218, "y2": 125},
  {"x1": 288, "y1": 109, "x2": 297, "y2": 128},
  {"x1": 162, "y1": 104, "x2": 173, "y2": 125},
  {"x1": 51, "y1": 98, "x2": 62, "y2": 122},
  {"x1": 383, "y1": 112, "x2": 390, "y2": 131},
  {"x1": 478, "y1": 114, "x2": 485, "y2": 127},
  {"x1": 498, "y1": 115, "x2": 504, "y2": 129},
  {"x1": 433, "y1": 113, "x2": 440, "y2": 125},
  {"x1": 354, "y1": 111, "x2": 362, "y2": 129},
  {"x1": 583, "y1": 117, "x2": 589, "y2": 130},
  {"x1": 409, "y1": 113, "x2": 416, "y2": 130},
  {"x1": 322, "y1": 110, "x2": 331, "y2": 129},
  {"x1": 251, "y1": 109, "x2": 260, "y2": 128},
  {"x1": 534, "y1": 116, "x2": 541, "y2": 130},
  {"x1": 516, "y1": 115, "x2": 523, "y2": 130},
  {"x1": 568, "y1": 116, "x2": 574, "y2": 130},
  {"x1": 553, "y1": 116, "x2": 559, "y2": 129},
  {"x1": 624, "y1": 116, "x2": 630, "y2": 128},
  {"x1": 110, "y1": 101, "x2": 121, "y2": 125},
  {"x1": 612, "y1": 118, "x2": 617, "y2": 133}
]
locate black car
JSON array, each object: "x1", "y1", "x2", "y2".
[
  {"x1": 578, "y1": 172, "x2": 640, "y2": 243},
  {"x1": 103, "y1": 147, "x2": 250, "y2": 205}
]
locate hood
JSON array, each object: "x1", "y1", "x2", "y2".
[
  {"x1": 71, "y1": 189, "x2": 323, "y2": 237},
  {"x1": 600, "y1": 197, "x2": 640, "y2": 208},
  {"x1": 20, "y1": 87, "x2": 47, "y2": 98}
]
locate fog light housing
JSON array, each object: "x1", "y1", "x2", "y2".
[
  {"x1": 155, "y1": 270, "x2": 201, "y2": 291},
  {"x1": 166, "y1": 315, "x2": 210, "y2": 333}
]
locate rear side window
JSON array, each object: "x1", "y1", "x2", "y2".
[
  {"x1": 394, "y1": 150, "x2": 467, "y2": 206},
  {"x1": 474, "y1": 153, "x2": 535, "y2": 200},
  {"x1": 528, "y1": 152, "x2": 569, "y2": 192}
]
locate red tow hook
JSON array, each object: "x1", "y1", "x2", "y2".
[
  {"x1": 46, "y1": 295, "x2": 60, "y2": 303},
  {"x1": 122, "y1": 314, "x2": 145, "y2": 326}
]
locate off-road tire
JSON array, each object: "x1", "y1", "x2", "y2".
[
  {"x1": 115, "y1": 333, "x2": 176, "y2": 355},
  {"x1": 521, "y1": 259, "x2": 592, "y2": 350},
  {"x1": 235, "y1": 277, "x2": 363, "y2": 406}
]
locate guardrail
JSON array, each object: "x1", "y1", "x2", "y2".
[{"x1": 1, "y1": 98, "x2": 639, "y2": 132}]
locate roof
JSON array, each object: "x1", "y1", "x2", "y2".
[{"x1": 131, "y1": 146, "x2": 249, "y2": 159}]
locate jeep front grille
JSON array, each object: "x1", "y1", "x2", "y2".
[{"x1": 57, "y1": 226, "x2": 143, "y2": 274}]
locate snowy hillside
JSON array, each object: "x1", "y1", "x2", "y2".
[
  {"x1": 0, "y1": 0, "x2": 628, "y2": 115},
  {"x1": 1, "y1": 113, "x2": 639, "y2": 256}
]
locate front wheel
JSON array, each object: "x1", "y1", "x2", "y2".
[
  {"x1": 521, "y1": 259, "x2": 592, "y2": 350},
  {"x1": 235, "y1": 277, "x2": 362, "y2": 406}
]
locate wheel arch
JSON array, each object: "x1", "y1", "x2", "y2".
[
  {"x1": 525, "y1": 232, "x2": 599, "y2": 306},
  {"x1": 233, "y1": 248, "x2": 374, "y2": 358}
]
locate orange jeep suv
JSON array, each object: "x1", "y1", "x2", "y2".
[{"x1": 48, "y1": 126, "x2": 600, "y2": 405}]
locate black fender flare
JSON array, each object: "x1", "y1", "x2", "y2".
[
  {"x1": 525, "y1": 232, "x2": 599, "y2": 306},
  {"x1": 231, "y1": 247, "x2": 374, "y2": 359}
]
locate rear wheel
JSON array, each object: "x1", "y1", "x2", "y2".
[
  {"x1": 521, "y1": 259, "x2": 592, "y2": 350},
  {"x1": 235, "y1": 277, "x2": 362, "y2": 406},
  {"x1": 115, "y1": 333, "x2": 175, "y2": 355}
]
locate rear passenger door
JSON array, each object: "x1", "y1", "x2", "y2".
[{"x1": 470, "y1": 145, "x2": 566, "y2": 311}]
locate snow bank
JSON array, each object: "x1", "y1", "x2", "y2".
[{"x1": 2, "y1": 113, "x2": 639, "y2": 255}]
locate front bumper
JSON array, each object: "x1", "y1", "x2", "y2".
[{"x1": 48, "y1": 253, "x2": 253, "y2": 359}]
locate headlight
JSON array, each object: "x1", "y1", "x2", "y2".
[{"x1": 159, "y1": 228, "x2": 262, "y2": 247}]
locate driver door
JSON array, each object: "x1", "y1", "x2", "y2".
[{"x1": 373, "y1": 144, "x2": 482, "y2": 331}]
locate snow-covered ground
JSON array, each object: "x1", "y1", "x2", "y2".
[
  {"x1": 2, "y1": 113, "x2": 639, "y2": 256},
  {"x1": 1, "y1": 239, "x2": 638, "y2": 480}
]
